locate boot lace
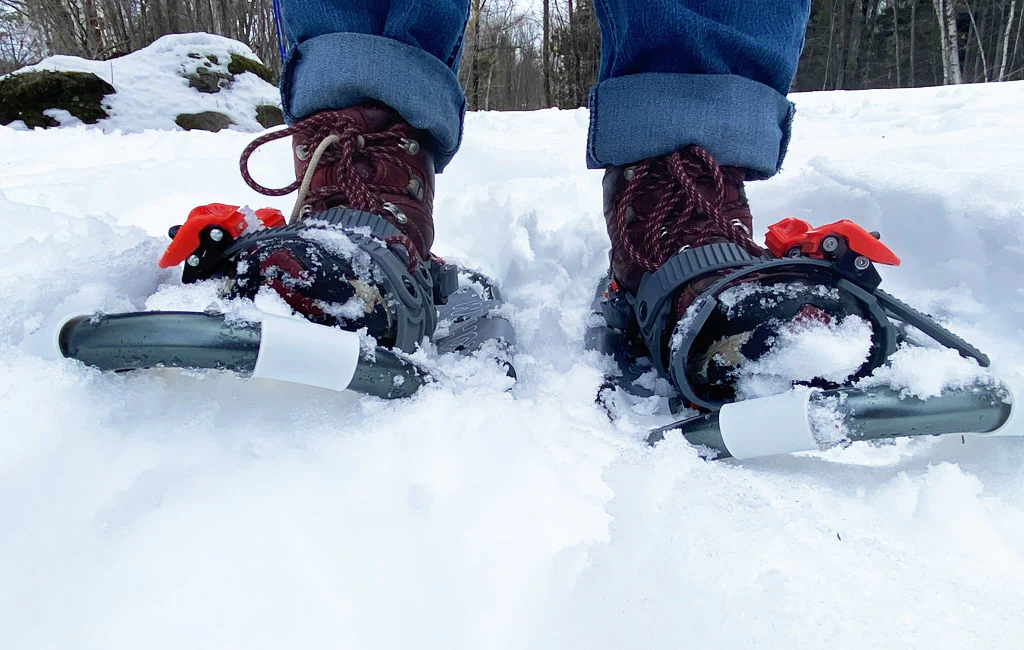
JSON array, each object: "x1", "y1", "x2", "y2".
[
  {"x1": 239, "y1": 111, "x2": 420, "y2": 264},
  {"x1": 612, "y1": 145, "x2": 761, "y2": 273}
]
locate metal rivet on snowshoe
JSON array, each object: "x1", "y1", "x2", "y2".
[
  {"x1": 854, "y1": 255, "x2": 871, "y2": 271},
  {"x1": 821, "y1": 235, "x2": 841, "y2": 253},
  {"x1": 400, "y1": 138, "x2": 421, "y2": 155},
  {"x1": 168, "y1": 225, "x2": 181, "y2": 239},
  {"x1": 383, "y1": 202, "x2": 408, "y2": 225},
  {"x1": 295, "y1": 144, "x2": 310, "y2": 161},
  {"x1": 209, "y1": 228, "x2": 224, "y2": 242},
  {"x1": 402, "y1": 275, "x2": 418, "y2": 298},
  {"x1": 300, "y1": 204, "x2": 313, "y2": 218},
  {"x1": 187, "y1": 254, "x2": 200, "y2": 267},
  {"x1": 623, "y1": 166, "x2": 636, "y2": 181},
  {"x1": 638, "y1": 301, "x2": 649, "y2": 321}
]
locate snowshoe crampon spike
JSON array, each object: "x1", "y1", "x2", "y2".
[
  {"x1": 58, "y1": 311, "x2": 427, "y2": 399},
  {"x1": 647, "y1": 378, "x2": 1022, "y2": 461}
]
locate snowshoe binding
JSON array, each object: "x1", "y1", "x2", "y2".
[
  {"x1": 587, "y1": 146, "x2": 1014, "y2": 458},
  {"x1": 59, "y1": 104, "x2": 515, "y2": 399}
]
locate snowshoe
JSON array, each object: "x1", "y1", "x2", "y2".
[
  {"x1": 57, "y1": 203, "x2": 515, "y2": 399},
  {"x1": 587, "y1": 216, "x2": 1022, "y2": 458}
]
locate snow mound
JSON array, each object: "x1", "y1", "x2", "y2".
[{"x1": 9, "y1": 33, "x2": 280, "y2": 133}]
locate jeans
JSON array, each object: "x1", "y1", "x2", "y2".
[{"x1": 279, "y1": 1, "x2": 811, "y2": 178}]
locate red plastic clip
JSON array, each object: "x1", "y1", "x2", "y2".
[
  {"x1": 765, "y1": 217, "x2": 901, "y2": 266},
  {"x1": 159, "y1": 204, "x2": 286, "y2": 268},
  {"x1": 255, "y1": 207, "x2": 287, "y2": 229}
]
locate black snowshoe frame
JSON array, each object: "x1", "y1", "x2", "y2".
[{"x1": 60, "y1": 209, "x2": 516, "y2": 400}]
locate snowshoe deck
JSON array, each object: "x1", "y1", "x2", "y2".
[{"x1": 59, "y1": 265, "x2": 514, "y2": 400}]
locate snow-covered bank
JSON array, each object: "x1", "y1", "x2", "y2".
[
  {"x1": 2, "y1": 81, "x2": 1024, "y2": 649},
  {"x1": 4, "y1": 33, "x2": 279, "y2": 132}
]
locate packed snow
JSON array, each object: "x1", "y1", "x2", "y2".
[
  {"x1": 2, "y1": 79, "x2": 1024, "y2": 648},
  {"x1": 6, "y1": 33, "x2": 280, "y2": 132}
]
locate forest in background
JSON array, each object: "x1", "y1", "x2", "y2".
[{"x1": 2, "y1": 0, "x2": 1022, "y2": 107}]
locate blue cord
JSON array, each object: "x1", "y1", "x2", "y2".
[{"x1": 272, "y1": 0, "x2": 287, "y2": 63}]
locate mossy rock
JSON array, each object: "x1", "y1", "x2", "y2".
[
  {"x1": 175, "y1": 111, "x2": 234, "y2": 133},
  {"x1": 186, "y1": 66, "x2": 232, "y2": 94},
  {"x1": 0, "y1": 70, "x2": 114, "y2": 128},
  {"x1": 255, "y1": 104, "x2": 285, "y2": 129},
  {"x1": 227, "y1": 53, "x2": 274, "y2": 84}
]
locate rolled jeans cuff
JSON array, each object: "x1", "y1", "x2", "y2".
[
  {"x1": 281, "y1": 32, "x2": 466, "y2": 172},
  {"x1": 586, "y1": 73, "x2": 795, "y2": 180}
]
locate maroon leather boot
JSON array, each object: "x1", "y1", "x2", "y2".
[
  {"x1": 604, "y1": 145, "x2": 861, "y2": 402},
  {"x1": 232, "y1": 102, "x2": 436, "y2": 345}
]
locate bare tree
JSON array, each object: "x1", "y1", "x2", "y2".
[
  {"x1": 999, "y1": 0, "x2": 1018, "y2": 79},
  {"x1": 964, "y1": 0, "x2": 990, "y2": 80},
  {"x1": 542, "y1": 0, "x2": 550, "y2": 107},
  {"x1": 933, "y1": 0, "x2": 963, "y2": 83}
]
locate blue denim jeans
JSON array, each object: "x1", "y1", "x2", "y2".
[{"x1": 279, "y1": 1, "x2": 810, "y2": 178}]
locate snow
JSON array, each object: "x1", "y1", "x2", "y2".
[
  {"x1": 3, "y1": 79, "x2": 1024, "y2": 648},
  {"x1": 733, "y1": 313, "x2": 875, "y2": 400},
  {"x1": 7, "y1": 33, "x2": 280, "y2": 133}
]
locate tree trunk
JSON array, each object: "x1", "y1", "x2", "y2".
[
  {"x1": 470, "y1": 0, "x2": 483, "y2": 110},
  {"x1": 933, "y1": 0, "x2": 962, "y2": 84},
  {"x1": 964, "y1": 0, "x2": 989, "y2": 82},
  {"x1": 542, "y1": 0, "x2": 551, "y2": 107},
  {"x1": 83, "y1": 0, "x2": 103, "y2": 57},
  {"x1": 210, "y1": 0, "x2": 225, "y2": 36},
  {"x1": 845, "y1": 0, "x2": 865, "y2": 88},
  {"x1": 1014, "y1": 0, "x2": 1024, "y2": 79},
  {"x1": 1000, "y1": 0, "x2": 1019, "y2": 80},
  {"x1": 893, "y1": 0, "x2": 901, "y2": 87},
  {"x1": 910, "y1": 0, "x2": 916, "y2": 86},
  {"x1": 823, "y1": 0, "x2": 839, "y2": 90}
]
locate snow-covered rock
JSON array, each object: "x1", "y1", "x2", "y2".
[{"x1": 3, "y1": 33, "x2": 280, "y2": 133}]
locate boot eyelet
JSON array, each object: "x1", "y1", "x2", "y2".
[
  {"x1": 295, "y1": 144, "x2": 310, "y2": 161},
  {"x1": 623, "y1": 166, "x2": 637, "y2": 181},
  {"x1": 356, "y1": 135, "x2": 366, "y2": 149},
  {"x1": 399, "y1": 138, "x2": 421, "y2": 156},
  {"x1": 406, "y1": 177, "x2": 424, "y2": 202},
  {"x1": 383, "y1": 202, "x2": 408, "y2": 225},
  {"x1": 730, "y1": 218, "x2": 751, "y2": 236}
]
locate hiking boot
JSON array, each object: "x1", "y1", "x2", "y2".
[
  {"x1": 604, "y1": 145, "x2": 870, "y2": 403},
  {"x1": 232, "y1": 102, "x2": 436, "y2": 348}
]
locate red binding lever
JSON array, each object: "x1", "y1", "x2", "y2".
[
  {"x1": 159, "y1": 203, "x2": 286, "y2": 268},
  {"x1": 765, "y1": 217, "x2": 901, "y2": 266}
]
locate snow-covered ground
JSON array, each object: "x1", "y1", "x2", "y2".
[{"x1": 2, "y1": 81, "x2": 1024, "y2": 649}]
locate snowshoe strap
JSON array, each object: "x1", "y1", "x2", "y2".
[
  {"x1": 632, "y1": 243, "x2": 902, "y2": 411},
  {"x1": 227, "y1": 208, "x2": 438, "y2": 352},
  {"x1": 630, "y1": 242, "x2": 761, "y2": 370},
  {"x1": 874, "y1": 289, "x2": 990, "y2": 366}
]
